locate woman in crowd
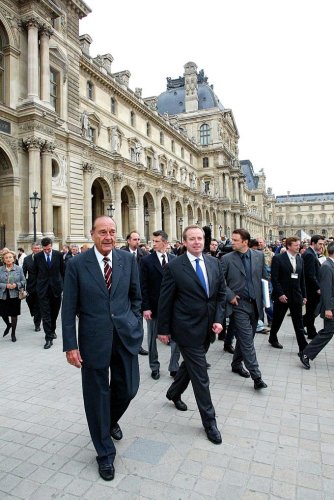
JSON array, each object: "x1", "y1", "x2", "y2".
[{"x1": 0, "y1": 250, "x2": 26, "y2": 342}]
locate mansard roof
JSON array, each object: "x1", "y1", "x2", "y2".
[
  {"x1": 276, "y1": 192, "x2": 334, "y2": 203},
  {"x1": 240, "y1": 160, "x2": 259, "y2": 190}
]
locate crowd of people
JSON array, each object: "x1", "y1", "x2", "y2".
[{"x1": 1, "y1": 224, "x2": 333, "y2": 481}]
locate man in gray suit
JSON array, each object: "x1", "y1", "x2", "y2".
[
  {"x1": 299, "y1": 241, "x2": 334, "y2": 369},
  {"x1": 222, "y1": 229, "x2": 267, "y2": 389},
  {"x1": 62, "y1": 216, "x2": 142, "y2": 481}
]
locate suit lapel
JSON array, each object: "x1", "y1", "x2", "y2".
[
  {"x1": 85, "y1": 248, "x2": 109, "y2": 296},
  {"x1": 152, "y1": 252, "x2": 164, "y2": 275},
  {"x1": 203, "y1": 255, "x2": 214, "y2": 297},
  {"x1": 182, "y1": 254, "x2": 207, "y2": 296},
  {"x1": 283, "y1": 251, "x2": 293, "y2": 271},
  {"x1": 110, "y1": 249, "x2": 122, "y2": 297},
  {"x1": 232, "y1": 252, "x2": 246, "y2": 276}
]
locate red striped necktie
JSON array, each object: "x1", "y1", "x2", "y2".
[{"x1": 103, "y1": 257, "x2": 112, "y2": 291}]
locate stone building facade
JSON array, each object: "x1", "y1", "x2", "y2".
[{"x1": 0, "y1": 0, "x2": 274, "y2": 249}]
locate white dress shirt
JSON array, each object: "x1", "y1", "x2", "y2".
[
  {"x1": 186, "y1": 251, "x2": 209, "y2": 294},
  {"x1": 94, "y1": 246, "x2": 113, "y2": 277},
  {"x1": 156, "y1": 250, "x2": 168, "y2": 266}
]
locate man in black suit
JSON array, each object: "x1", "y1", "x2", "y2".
[
  {"x1": 222, "y1": 229, "x2": 268, "y2": 389},
  {"x1": 34, "y1": 237, "x2": 64, "y2": 349},
  {"x1": 62, "y1": 216, "x2": 142, "y2": 481},
  {"x1": 140, "y1": 230, "x2": 180, "y2": 380},
  {"x1": 23, "y1": 242, "x2": 42, "y2": 331},
  {"x1": 157, "y1": 225, "x2": 226, "y2": 444},
  {"x1": 269, "y1": 236, "x2": 308, "y2": 353},
  {"x1": 299, "y1": 242, "x2": 334, "y2": 369},
  {"x1": 121, "y1": 231, "x2": 148, "y2": 355},
  {"x1": 302, "y1": 235, "x2": 324, "y2": 339}
]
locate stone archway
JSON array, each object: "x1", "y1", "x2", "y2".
[
  {"x1": 91, "y1": 177, "x2": 112, "y2": 221},
  {"x1": 0, "y1": 147, "x2": 16, "y2": 247},
  {"x1": 161, "y1": 197, "x2": 171, "y2": 238},
  {"x1": 121, "y1": 185, "x2": 136, "y2": 238},
  {"x1": 143, "y1": 191, "x2": 155, "y2": 242}
]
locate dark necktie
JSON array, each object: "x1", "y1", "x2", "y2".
[
  {"x1": 103, "y1": 257, "x2": 112, "y2": 291},
  {"x1": 47, "y1": 254, "x2": 51, "y2": 268},
  {"x1": 161, "y1": 254, "x2": 167, "y2": 268},
  {"x1": 240, "y1": 252, "x2": 255, "y2": 300},
  {"x1": 195, "y1": 258, "x2": 208, "y2": 296}
]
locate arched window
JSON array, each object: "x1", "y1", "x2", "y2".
[
  {"x1": 200, "y1": 124, "x2": 210, "y2": 146},
  {"x1": 87, "y1": 80, "x2": 94, "y2": 100},
  {"x1": 111, "y1": 97, "x2": 117, "y2": 115},
  {"x1": 0, "y1": 32, "x2": 4, "y2": 103}
]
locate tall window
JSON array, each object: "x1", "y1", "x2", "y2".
[
  {"x1": 181, "y1": 147, "x2": 184, "y2": 159},
  {"x1": 88, "y1": 127, "x2": 95, "y2": 143},
  {"x1": 203, "y1": 157, "x2": 209, "y2": 168},
  {"x1": 87, "y1": 80, "x2": 94, "y2": 100},
  {"x1": 111, "y1": 97, "x2": 117, "y2": 114},
  {"x1": 171, "y1": 139, "x2": 175, "y2": 153},
  {"x1": 0, "y1": 34, "x2": 4, "y2": 103},
  {"x1": 200, "y1": 124, "x2": 210, "y2": 146},
  {"x1": 190, "y1": 153, "x2": 193, "y2": 165},
  {"x1": 160, "y1": 131, "x2": 164, "y2": 145},
  {"x1": 146, "y1": 122, "x2": 151, "y2": 137},
  {"x1": 50, "y1": 69, "x2": 58, "y2": 111},
  {"x1": 130, "y1": 110, "x2": 136, "y2": 127}
]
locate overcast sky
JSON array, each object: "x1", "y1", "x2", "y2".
[{"x1": 80, "y1": 0, "x2": 333, "y2": 196}]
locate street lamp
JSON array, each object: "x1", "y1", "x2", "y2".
[
  {"x1": 144, "y1": 209, "x2": 150, "y2": 242},
  {"x1": 195, "y1": 220, "x2": 199, "y2": 226},
  {"x1": 178, "y1": 217, "x2": 183, "y2": 240},
  {"x1": 218, "y1": 224, "x2": 222, "y2": 237},
  {"x1": 107, "y1": 203, "x2": 115, "y2": 218},
  {"x1": 29, "y1": 191, "x2": 41, "y2": 242}
]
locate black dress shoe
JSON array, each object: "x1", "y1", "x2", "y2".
[
  {"x1": 205, "y1": 425, "x2": 222, "y2": 444},
  {"x1": 44, "y1": 341, "x2": 53, "y2": 349},
  {"x1": 151, "y1": 370, "x2": 160, "y2": 380},
  {"x1": 34, "y1": 326, "x2": 41, "y2": 332},
  {"x1": 11, "y1": 334, "x2": 16, "y2": 342},
  {"x1": 110, "y1": 423, "x2": 123, "y2": 440},
  {"x1": 254, "y1": 378, "x2": 268, "y2": 390},
  {"x1": 232, "y1": 366, "x2": 250, "y2": 378},
  {"x1": 268, "y1": 340, "x2": 283, "y2": 349},
  {"x1": 298, "y1": 351, "x2": 310, "y2": 369},
  {"x1": 224, "y1": 344, "x2": 235, "y2": 354},
  {"x1": 169, "y1": 371, "x2": 177, "y2": 378},
  {"x1": 307, "y1": 333, "x2": 316, "y2": 340},
  {"x1": 3, "y1": 323, "x2": 12, "y2": 337},
  {"x1": 139, "y1": 347, "x2": 148, "y2": 355},
  {"x1": 166, "y1": 391, "x2": 187, "y2": 411},
  {"x1": 98, "y1": 463, "x2": 115, "y2": 481}
]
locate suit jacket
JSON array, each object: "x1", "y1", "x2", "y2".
[
  {"x1": 317, "y1": 258, "x2": 334, "y2": 318},
  {"x1": 271, "y1": 251, "x2": 306, "y2": 303},
  {"x1": 34, "y1": 250, "x2": 64, "y2": 298},
  {"x1": 0, "y1": 264, "x2": 25, "y2": 300},
  {"x1": 61, "y1": 247, "x2": 142, "y2": 369},
  {"x1": 23, "y1": 254, "x2": 38, "y2": 293},
  {"x1": 302, "y1": 247, "x2": 321, "y2": 294},
  {"x1": 140, "y1": 252, "x2": 175, "y2": 316},
  {"x1": 157, "y1": 253, "x2": 226, "y2": 347},
  {"x1": 121, "y1": 246, "x2": 146, "y2": 265},
  {"x1": 222, "y1": 249, "x2": 267, "y2": 319}
]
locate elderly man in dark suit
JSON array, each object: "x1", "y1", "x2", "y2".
[
  {"x1": 121, "y1": 231, "x2": 148, "y2": 356},
  {"x1": 34, "y1": 237, "x2": 64, "y2": 349},
  {"x1": 62, "y1": 216, "x2": 142, "y2": 481},
  {"x1": 140, "y1": 229, "x2": 180, "y2": 380},
  {"x1": 157, "y1": 225, "x2": 226, "y2": 445},
  {"x1": 302, "y1": 235, "x2": 325, "y2": 339},
  {"x1": 299, "y1": 242, "x2": 334, "y2": 369},
  {"x1": 222, "y1": 229, "x2": 268, "y2": 389},
  {"x1": 269, "y1": 236, "x2": 308, "y2": 353},
  {"x1": 22, "y1": 242, "x2": 42, "y2": 331}
]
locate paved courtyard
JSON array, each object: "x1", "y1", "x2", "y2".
[{"x1": 0, "y1": 302, "x2": 334, "y2": 499}]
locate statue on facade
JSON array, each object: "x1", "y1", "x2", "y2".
[
  {"x1": 111, "y1": 128, "x2": 121, "y2": 153},
  {"x1": 80, "y1": 110, "x2": 89, "y2": 139},
  {"x1": 153, "y1": 152, "x2": 159, "y2": 171},
  {"x1": 201, "y1": 179, "x2": 206, "y2": 193},
  {"x1": 190, "y1": 172, "x2": 196, "y2": 189},
  {"x1": 134, "y1": 141, "x2": 142, "y2": 163}
]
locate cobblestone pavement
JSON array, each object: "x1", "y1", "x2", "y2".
[{"x1": 0, "y1": 302, "x2": 334, "y2": 499}]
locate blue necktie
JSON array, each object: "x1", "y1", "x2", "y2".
[
  {"x1": 47, "y1": 254, "x2": 51, "y2": 268},
  {"x1": 195, "y1": 258, "x2": 208, "y2": 296}
]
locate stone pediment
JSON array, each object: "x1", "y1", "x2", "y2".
[{"x1": 223, "y1": 109, "x2": 239, "y2": 137}]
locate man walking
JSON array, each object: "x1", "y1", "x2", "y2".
[
  {"x1": 302, "y1": 235, "x2": 324, "y2": 339},
  {"x1": 34, "y1": 237, "x2": 64, "y2": 349},
  {"x1": 23, "y1": 242, "x2": 42, "y2": 331},
  {"x1": 140, "y1": 230, "x2": 180, "y2": 379},
  {"x1": 222, "y1": 229, "x2": 268, "y2": 389},
  {"x1": 62, "y1": 216, "x2": 142, "y2": 481},
  {"x1": 299, "y1": 242, "x2": 334, "y2": 369},
  {"x1": 157, "y1": 225, "x2": 226, "y2": 444},
  {"x1": 269, "y1": 236, "x2": 308, "y2": 353}
]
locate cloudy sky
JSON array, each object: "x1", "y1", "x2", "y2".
[{"x1": 80, "y1": 0, "x2": 333, "y2": 196}]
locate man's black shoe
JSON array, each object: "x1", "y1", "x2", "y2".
[
  {"x1": 3, "y1": 323, "x2": 12, "y2": 337},
  {"x1": 307, "y1": 333, "x2": 316, "y2": 340},
  {"x1": 44, "y1": 341, "x2": 53, "y2": 349},
  {"x1": 224, "y1": 344, "x2": 235, "y2": 354},
  {"x1": 205, "y1": 425, "x2": 222, "y2": 444},
  {"x1": 206, "y1": 362, "x2": 211, "y2": 369},
  {"x1": 298, "y1": 351, "x2": 310, "y2": 369},
  {"x1": 254, "y1": 378, "x2": 268, "y2": 390},
  {"x1": 166, "y1": 391, "x2": 187, "y2": 411},
  {"x1": 232, "y1": 366, "x2": 250, "y2": 378},
  {"x1": 98, "y1": 463, "x2": 115, "y2": 481},
  {"x1": 110, "y1": 423, "x2": 123, "y2": 440},
  {"x1": 34, "y1": 326, "x2": 41, "y2": 332},
  {"x1": 268, "y1": 340, "x2": 283, "y2": 349},
  {"x1": 151, "y1": 370, "x2": 160, "y2": 380},
  {"x1": 169, "y1": 371, "x2": 178, "y2": 378},
  {"x1": 139, "y1": 347, "x2": 148, "y2": 355}
]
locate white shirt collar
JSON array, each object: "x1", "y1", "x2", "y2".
[
  {"x1": 94, "y1": 246, "x2": 113, "y2": 264},
  {"x1": 187, "y1": 251, "x2": 204, "y2": 262}
]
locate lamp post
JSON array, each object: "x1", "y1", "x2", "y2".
[
  {"x1": 195, "y1": 220, "x2": 199, "y2": 226},
  {"x1": 144, "y1": 209, "x2": 150, "y2": 243},
  {"x1": 178, "y1": 217, "x2": 183, "y2": 240},
  {"x1": 107, "y1": 203, "x2": 115, "y2": 218},
  {"x1": 218, "y1": 224, "x2": 222, "y2": 237},
  {"x1": 29, "y1": 191, "x2": 41, "y2": 242}
]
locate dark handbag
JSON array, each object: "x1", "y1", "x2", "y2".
[{"x1": 19, "y1": 288, "x2": 28, "y2": 300}]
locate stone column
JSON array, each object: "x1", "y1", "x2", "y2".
[
  {"x1": 239, "y1": 180, "x2": 245, "y2": 204},
  {"x1": 41, "y1": 141, "x2": 55, "y2": 237},
  {"x1": 224, "y1": 173, "x2": 230, "y2": 199},
  {"x1": 218, "y1": 173, "x2": 224, "y2": 197},
  {"x1": 155, "y1": 189, "x2": 162, "y2": 229},
  {"x1": 23, "y1": 137, "x2": 44, "y2": 236},
  {"x1": 136, "y1": 181, "x2": 145, "y2": 238},
  {"x1": 226, "y1": 211, "x2": 232, "y2": 237},
  {"x1": 171, "y1": 195, "x2": 177, "y2": 241},
  {"x1": 82, "y1": 163, "x2": 94, "y2": 239},
  {"x1": 113, "y1": 173, "x2": 124, "y2": 239},
  {"x1": 26, "y1": 19, "x2": 40, "y2": 99},
  {"x1": 233, "y1": 177, "x2": 239, "y2": 202},
  {"x1": 182, "y1": 197, "x2": 189, "y2": 229},
  {"x1": 40, "y1": 26, "x2": 53, "y2": 104}
]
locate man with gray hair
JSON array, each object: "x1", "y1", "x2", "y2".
[{"x1": 299, "y1": 242, "x2": 334, "y2": 369}]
